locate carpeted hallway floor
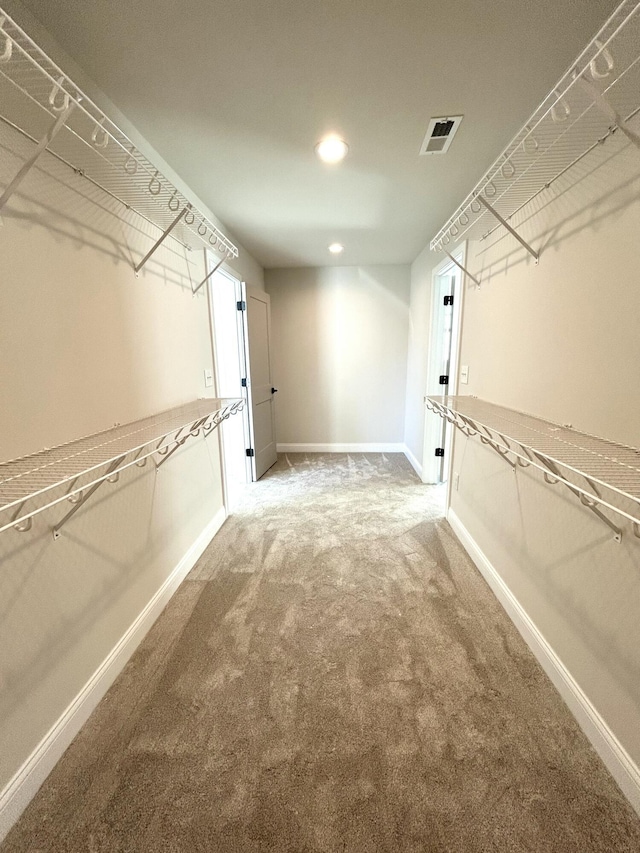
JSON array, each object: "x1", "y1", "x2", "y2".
[{"x1": 3, "y1": 452, "x2": 640, "y2": 852}]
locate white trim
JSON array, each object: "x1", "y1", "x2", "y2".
[
  {"x1": 403, "y1": 444, "x2": 423, "y2": 477},
  {"x1": 444, "y1": 243, "x2": 466, "y2": 513},
  {"x1": 0, "y1": 505, "x2": 227, "y2": 843},
  {"x1": 276, "y1": 443, "x2": 405, "y2": 454},
  {"x1": 208, "y1": 264, "x2": 251, "y2": 506},
  {"x1": 447, "y1": 507, "x2": 640, "y2": 817},
  {"x1": 422, "y1": 244, "x2": 466, "y2": 486}
]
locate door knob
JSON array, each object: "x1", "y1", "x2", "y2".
[{"x1": 271, "y1": 387, "x2": 278, "y2": 394}]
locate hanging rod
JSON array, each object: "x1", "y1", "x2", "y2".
[
  {"x1": 0, "y1": 6, "x2": 238, "y2": 269},
  {"x1": 426, "y1": 395, "x2": 640, "y2": 542},
  {"x1": 430, "y1": 0, "x2": 640, "y2": 256},
  {"x1": 0, "y1": 399, "x2": 244, "y2": 540}
]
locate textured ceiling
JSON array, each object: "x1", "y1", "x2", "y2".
[{"x1": 13, "y1": 0, "x2": 618, "y2": 268}]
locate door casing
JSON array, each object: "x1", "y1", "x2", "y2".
[
  {"x1": 243, "y1": 284, "x2": 278, "y2": 480},
  {"x1": 422, "y1": 246, "x2": 465, "y2": 485},
  {"x1": 207, "y1": 260, "x2": 252, "y2": 509}
]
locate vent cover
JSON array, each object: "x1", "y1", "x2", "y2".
[{"x1": 420, "y1": 115, "x2": 463, "y2": 155}]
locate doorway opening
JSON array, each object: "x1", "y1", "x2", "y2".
[{"x1": 422, "y1": 248, "x2": 465, "y2": 486}]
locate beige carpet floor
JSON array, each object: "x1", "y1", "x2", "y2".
[{"x1": 3, "y1": 452, "x2": 640, "y2": 852}]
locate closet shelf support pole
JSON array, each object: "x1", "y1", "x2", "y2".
[
  {"x1": 442, "y1": 249, "x2": 481, "y2": 287},
  {"x1": 0, "y1": 103, "x2": 75, "y2": 213},
  {"x1": 52, "y1": 455, "x2": 125, "y2": 541},
  {"x1": 192, "y1": 255, "x2": 225, "y2": 296},
  {"x1": 576, "y1": 75, "x2": 640, "y2": 152},
  {"x1": 476, "y1": 195, "x2": 539, "y2": 263},
  {"x1": 134, "y1": 206, "x2": 189, "y2": 274}
]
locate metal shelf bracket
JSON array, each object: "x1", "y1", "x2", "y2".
[
  {"x1": 0, "y1": 399, "x2": 245, "y2": 538},
  {"x1": 426, "y1": 395, "x2": 640, "y2": 542},
  {"x1": 155, "y1": 417, "x2": 207, "y2": 469},
  {"x1": 52, "y1": 456, "x2": 124, "y2": 540},
  {"x1": 533, "y1": 452, "x2": 622, "y2": 542},
  {"x1": 442, "y1": 249, "x2": 481, "y2": 287},
  {"x1": 430, "y1": 3, "x2": 640, "y2": 254},
  {"x1": 0, "y1": 102, "x2": 74, "y2": 212},
  {"x1": 477, "y1": 428, "x2": 516, "y2": 468},
  {"x1": 476, "y1": 195, "x2": 539, "y2": 263},
  {"x1": 11, "y1": 500, "x2": 31, "y2": 532},
  {"x1": 0, "y1": 8, "x2": 239, "y2": 260},
  {"x1": 134, "y1": 205, "x2": 190, "y2": 275},
  {"x1": 192, "y1": 255, "x2": 225, "y2": 296},
  {"x1": 576, "y1": 73, "x2": 640, "y2": 152}
]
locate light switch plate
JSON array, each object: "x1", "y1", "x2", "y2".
[
  {"x1": 460, "y1": 365, "x2": 469, "y2": 384},
  {"x1": 204, "y1": 368, "x2": 213, "y2": 388}
]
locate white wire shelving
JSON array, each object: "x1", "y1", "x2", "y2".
[
  {"x1": 427, "y1": 395, "x2": 640, "y2": 543},
  {"x1": 0, "y1": 6, "x2": 238, "y2": 284},
  {"x1": 430, "y1": 0, "x2": 640, "y2": 268},
  {"x1": 0, "y1": 398, "x2": 244, "y2": 539}
]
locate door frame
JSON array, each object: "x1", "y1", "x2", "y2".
[
  {"x1": 243, "y1": 284, "x2": 278, "y2": 480},
  {"x1": 239, "y1": 281, "x2": 257, "y2": 481},
  {"x1": 421, "y1": 243, "x2": 466, "y2": 487},
  {"x1": 206, "y1": 256, "x2": 252, "y2": 510}
]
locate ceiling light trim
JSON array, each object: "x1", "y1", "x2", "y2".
[{"x1": 315, "y1": 135, "x2": 349, "y2": 164}]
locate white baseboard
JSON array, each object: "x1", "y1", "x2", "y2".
[
  {"x1": 402, "y1": 444, "x2": 423, "y2": 478},
  {"x1": 0, "y1": 505, "x2": 227, "y2": 843},
  {"x1": 276, "y1": 443, "x2": 405, "y2": 454},
  {"x1": 447, "y1": 507, "x2": 640, "y2": 817}
]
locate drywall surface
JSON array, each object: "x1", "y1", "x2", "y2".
[
  {"x1": 444, "y1": 139, "x2": 640, "y2": 771},
  {"x1": 404, "y1": 245, "x2": 436, "y2": 466},
  {"x1": 265, "y1": 265, "x2": 410, "y2": 445},
  {"x1": 0, "y1": 98, "x2": 258, "y2": 806}
]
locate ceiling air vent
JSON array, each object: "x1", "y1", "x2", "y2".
[{"x1": 420, "y1": 115, "x2": 463, "y2": 155}]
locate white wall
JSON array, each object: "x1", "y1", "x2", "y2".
[
  {"x1": 417, "y1": 136, "x2": 640, "y2": 806},
  {"x1": 0, "y1": 20, "x2": 263, "y2": 833},
  {"x1": 265, "y1": 265, "x2": 410, "y2": 449}
]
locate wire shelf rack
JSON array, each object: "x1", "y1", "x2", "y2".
[
  {"x1": 0, "y1": 398, "x2": 244, "y2": 538},
  {"x1": 427, "y1": 395, "x2": 640, "y2": 542},
  {"x1": 0, "y1": 6, "x2": 238, "y2": 269},
  {"x1": 430, "y1": 0, "x2": 640, "y2": 256}
]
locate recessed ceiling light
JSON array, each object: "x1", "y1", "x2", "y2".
[
  {"x1": 328, "y1": 243, "x2": 344, "y2": 254},
  {"x1": 315, "y1": 135, "x2": 349, "y2": 164}
]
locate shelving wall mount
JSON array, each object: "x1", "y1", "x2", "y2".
[
  {"x1": 427, "y1": 395, "x2": 640, "y2": 543},
  {"x1": 0, "y1": 7, "x2": 238, "y2": 286},
  {"x1": 0, "y1": 399, "x2": 244, "y2": 540},
  {"x1": 430, "y1": 0, "x2": 640, "y2": 266}
]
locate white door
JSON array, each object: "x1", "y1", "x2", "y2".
[
  {"x1": 243, "y1": 284, "x2": 278, "y2": 480},
  {"x1": 208, "y1": 265, "x2": 252, "y2": 510},
  {"x1": 422, "y1": 256, "x2": 463, "y2": 484},
  {"x1": 436, "y1": 274, "x2": 455, "y2": 481}
]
